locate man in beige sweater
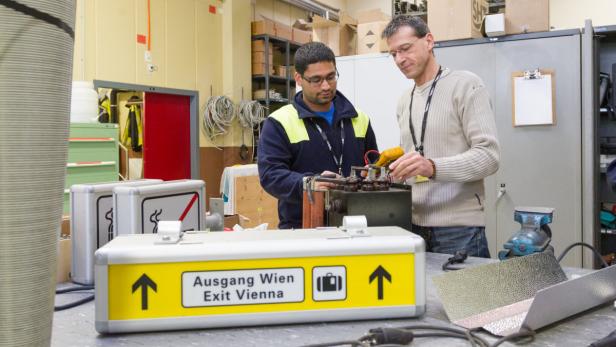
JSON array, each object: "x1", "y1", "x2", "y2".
[{"x1": 381, "y1": 16, "x2": 500, "y2": 258}]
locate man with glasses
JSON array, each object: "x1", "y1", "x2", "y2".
[
  {"x1": 381, "y1": 16, "x2": 500, "y2": 257},
  {"x1": 258, "y1": 42, "x2": 378, "y2": 229}
]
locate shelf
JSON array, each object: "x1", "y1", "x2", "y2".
[
  {"x1": 69, "y1": 137, "x2": 115, "y2": 142},
  {"x1": 67, "y1": 161, "x2": 116, "y2": 168},
  {"x1": 256, "y1": 98, "x2": 289, "y2": 104},
  {"x1": 602, "y1": 228, "x2": 616, "y2": 235},
  {"x1": 252, "y1": 34, "x2": 301, "y2": 48},
  {"x1": 252, "y1": 75, "x2": 296, "y2": 84}
]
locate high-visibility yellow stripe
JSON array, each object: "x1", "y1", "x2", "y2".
[
  {"x1": 352, "y1": 110, "x2": 370, "y2": 138},
  {"x1": 271, "y1": 105, "x2": 370, "y2": 143},
  {"x1": 270, "y1": 105, "x2": 309, "y2": 144}
]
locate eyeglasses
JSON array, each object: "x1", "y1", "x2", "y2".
[
  {"x1": 301, "y1": 70, "x2": 339, "y2": 87},
  {"x1": 389, "y1": 37, "x2": 424, "y2": 58}
]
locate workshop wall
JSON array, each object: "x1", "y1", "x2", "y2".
[
  {"x1": 72, "y1": 0, "x2": 253, "y2": 200},
  {"x1": 550, "y1": 0, "x2": 616, "y2": 29},
  {"x1": 253, "y1": 0, "x2": 309, "y2": 25}
]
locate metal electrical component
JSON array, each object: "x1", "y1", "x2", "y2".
[
  {"x1": 302, "y1": 167, "x2": 412, "y2": 229},
  {"x1": 328, "y1": 189, "x2": 412, "y2": 231}
]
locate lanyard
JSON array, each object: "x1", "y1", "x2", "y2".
[
  {"x1": 310, "y1": 118, "x2": 345, "y2": 175},
  {"x1": 408, "y1": 66, "x2": 443, "y2": 156}
]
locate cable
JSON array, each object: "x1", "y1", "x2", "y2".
[
  {"x1": 364, "y1": 149, "x2": 381, "y2": 165},
  {"x1": 590, "y1": 329, "x2": 616, "y2": 347},
  {"x1": 557, "y1": 242, "x2": 609, "y2": 268},
  {"x1": 396, "y1": 325, "x2": 490, "y2": 347},
  {"x1": 301, "y1": 324, "x2": 493, "y2": 347},
  {"x1": 237, "y1": 100, "x2": 266, "y2": 161},
  {"x1": 237, "y1": 99, "x2": 266, "y2": 129},
  {"x1": 55, "y1": 285, "x2": 94, "y2": 294},
  {"x1": 54, "y1": 284, "x2": 95, "y2": 311},
  {"x1": 442, "y1": 250, "x2": 468, "y2": 271},
  {"x1": 54, "y1": 294, "x2": 94, "y2": 312},
  {"x1": 300, "y1": 324, "x2": 538, "y2": 347},
  {"x1": 489, "y1": 328, "x2": 535, "y2": 347},
  {"x1": 299, "y1": 341, "x2": 363, "y2": 347},
  {"x1": 201, "y1": 95, "x2": 235, "y2": 145}
]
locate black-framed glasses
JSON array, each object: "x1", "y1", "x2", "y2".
[{"x1": 301, "y1": 70, "x2": 339, "y2": 87}]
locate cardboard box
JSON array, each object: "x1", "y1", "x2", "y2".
[
  {"x1": 61, "y1": 215, "x2": 70, "y2": 237},
  {"x1": 356, "y1": 8, "x2": 391, "y2": 24},
  {"x1": 428, "y1": 0, "x2": 488, "y2": 41},
  {"x1": 252, "y1": 89, "x2": 281, "y2": 99},
  {"x1": 485, "y1": 13, "x2": 505, "y2": 37},
  {"x1": 57, "y1": 237, "x2": 71, "y2": 283},
  {"x1": 293, "y1": 19, "x2": 311, "y2": 31},
  {"x1": 275, "y1": 22, "x2": 293, "y2": 40},
  {"x1": 251, "y1": 51, "x2": 273, "y2": 65},
  {"x1": 252, "y1": 63, "x2": 274, "y2": 76},
  {"x1": 275, "y1": 65, "x2": 291, "y2": 77},
  {"x1": 275, "y1": 65, "x2": 284, "y2": 77},
  {"x1": 252, "y1": 40, "x2": 273, "y2": 52},
  {"x1": 224, "y1": 214, "x2": 248, "y2": 229},
  {"x1": 357, "y1": 21, "x2": 389, "y2": 54},
  {"x1": 251, "y1": 19, "x2": 276, "y2": 36},
  {"x1": 292, "y1": 28, "x2": 312, "y2": 44},
  {"x1": 253, "y1": 89, "x2": 266, "y2": 99},
  {"x1": 505, "y1": 0, "x2": 549, "y2": 35},
  {"x1": 312, "y1": 14, "x2": 357, "y2": 57},
  {"x1": 234, "y1": 175, "x2": 279, "y2": 229}
]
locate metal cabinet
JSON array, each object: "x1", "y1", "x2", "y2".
[
  {"x1": 584, "y1": 23, "x2": 616, "y2": 267},
  {"x1": 64, "y1": 123, "x2": 119, "y2": 214},
  {"x1": 337, "y1": 30, "x2": 591, "y2": 267}
]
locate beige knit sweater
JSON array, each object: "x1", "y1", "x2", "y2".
[{"x1": 396, "y1": 68, "x2": 500, "y2": 227}]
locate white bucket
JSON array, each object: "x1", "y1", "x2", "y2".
[{"x1": 70, "y1": 80, "x2": 98, "y2": 123}]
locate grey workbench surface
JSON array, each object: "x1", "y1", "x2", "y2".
[{"x1": 52, "y1": 253, "x2": 615, "y2": 347}]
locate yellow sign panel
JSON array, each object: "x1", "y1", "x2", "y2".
[{"x1": 108, "y1": 254, "x2": 415, "y2": 320}]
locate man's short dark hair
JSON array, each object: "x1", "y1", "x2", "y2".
[
  {"x1": 381, "y1": 15, "x2": 430, "y2": 40},
  {"x1": 294, "y1": 42, "x2": 336, "y2": 76}
]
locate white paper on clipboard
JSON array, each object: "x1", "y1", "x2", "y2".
[{"x1": 513, "y1": 73, "x2": 554, "y2": 126}]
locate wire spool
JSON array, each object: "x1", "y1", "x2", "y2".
[
  {"x1": 237, "y1": 100, "x2": 266, "y2": 160},
  {"x1": 0, "y1": 1, "x2": 75, "y2": 346},
  {"x1": 201, "y1": 95, "x2": 235, "y2": 142},
  {"x1": 237, "y1": 100, "x2": 266, "y2": 129}
]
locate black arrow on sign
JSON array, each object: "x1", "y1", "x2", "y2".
[
  {"x1": 132, "y1": 273, "x2": 157, "y2": 310},
  {"x1": 369, "y1": 265, "x2": 392, "y2": 300}
]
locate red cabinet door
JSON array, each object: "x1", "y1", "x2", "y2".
[{"x1": 143, "y1": 92, "x2": 191, "y2": 180}]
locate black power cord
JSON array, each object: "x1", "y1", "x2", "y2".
[
  {"x1": 54, "y1": 285, "x2": 95, "y2": 311},
  {"x1": 54, "y1": 295, "x2": 94, "y2": 311},
  {"x1": 489, "y1": 328, "x2": 535, "y2": 347},
  {"x1": 590, "y1": 329, "x2": 616, "y2": 347},
  {"x1": 557, "y1": 242, "x2": 609, "y2": 268},
  {"x1": 442, "y1": 250, "x2": 468, "y2": 271},
  {"x1": 300, "y1": 324, "x2": 535, "y2": 347}
]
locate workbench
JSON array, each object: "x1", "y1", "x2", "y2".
[{"x1": 52, "y1": 253, "x2": 615, "y2": 346}]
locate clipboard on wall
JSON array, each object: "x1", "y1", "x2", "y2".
[{"x1": 511, "y1": 69, "x2": 555, "y2": 126}]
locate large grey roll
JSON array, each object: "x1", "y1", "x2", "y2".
[{"x1": 0, "y1": 1, "x2": 75, "y2": 346}]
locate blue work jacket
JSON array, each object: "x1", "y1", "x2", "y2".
[{"x1": 257, "y1": 91, "x2": 378, "y2": 228}]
